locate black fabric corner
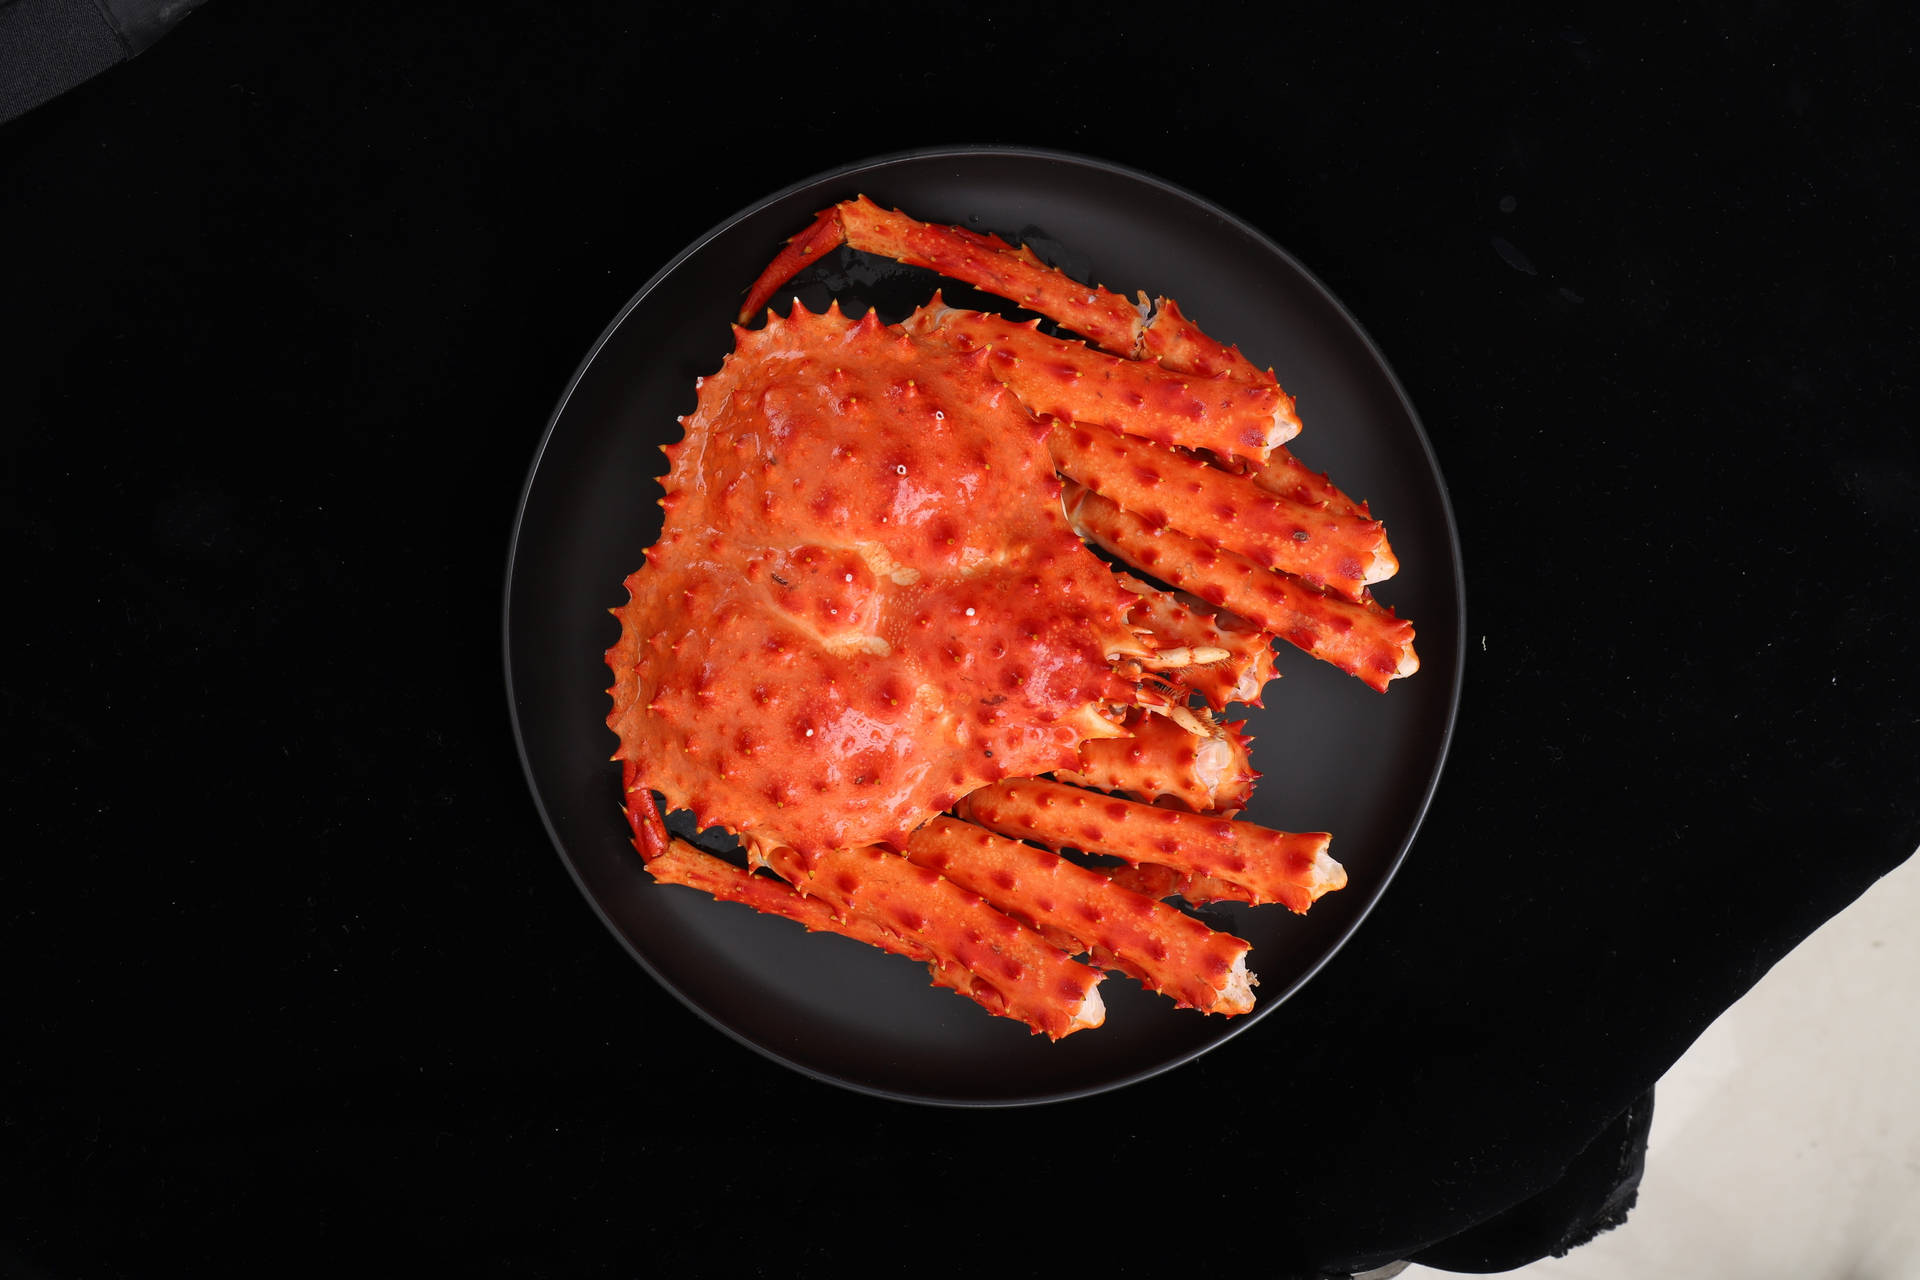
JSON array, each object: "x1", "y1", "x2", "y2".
[
  {"x1": 0, "y1": 0, "x2": 128, "y2": 124},
  {"x1": 0, "y1": 0, "x2": 204, "y2": 124},
  {"x1": 1413, "y1": 1089, "x2": 1655, "y2": 1273}
]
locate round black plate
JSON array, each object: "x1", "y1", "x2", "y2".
[{"x1": 504, "y1": 146, "x2": 1464, "y2": 1106}]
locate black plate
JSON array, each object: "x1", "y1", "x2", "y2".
[{"x1": 504, "y1": 146, "x2": 1464, "y2": 1106}]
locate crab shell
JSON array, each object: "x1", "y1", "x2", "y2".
[{"x1": 606, "y1": 303, "x2": 1142, "y2": 860}]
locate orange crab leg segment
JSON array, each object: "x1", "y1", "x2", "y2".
[
  {"x1": 905, "y1": 818, "x2": 1255, "y2": 1015},
  {"x1": 906, "y1": 306, "x2": 1298, "y2": 466},
  {"x1": 644, "y1": 839, "x2": 1036, "y2": 1021},
  {"x1": 1106, "y1": 863, "x2": 1263, "y2": 908},
  {"x1": 1064, "y1": 482, "x2": 1419, "y2": 692},
  {"x1": 1055, "y1": 709, "x2": 1258, "y2": 814},
  {"x1": 739, "y1": 197, "x2": 1288, "y2": 397},
  {"x1": 764, "y1": 843, "x2": 1105, "y2": 1039},
  {"x1": 956, "y1": 778, "x2": 1344, "y2": 913},
  {"x1": 647, "y1": 838, "x2": 933, "y2": 959},
  {"x1": 741, "y1": 196, "x2": 1147, "y2": 355},
  {"x1": 1116, "y1": 577, "x2": 1279, "y2": 710},
  {"x1": 736, "y1": 210, "x2": 852, "y2": 322},
  {"x1": 1048, "y1": 424, "x2": 1395, "y2": 600},
  {"x1": 620, "y1": 760, "x2": 670, "y2": 860},
  {"x1": 1134, "y1": 295, "x2": 1268, "y2": 382},
  {"x1": 1249, "y1": 444, "x2": 1376, "y2": 521}
]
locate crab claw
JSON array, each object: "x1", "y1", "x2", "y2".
[
  {"x1": 621, "y1": 761, "x2": 669, "y2": 860},
  {"x1": 737, "y1": 208, "x2": 852, "y2": 322},
  {"x1": 739, "y1": 196, "x2": 1148, "y2": 357}
]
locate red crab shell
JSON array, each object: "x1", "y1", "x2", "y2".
[{"x1": 606, "y1": 302, "x2": 1142, "y2": 859}]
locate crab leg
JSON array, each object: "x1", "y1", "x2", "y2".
[
  {"x1": 644, "y1": 838, "x2": 1066, "y2": 1023},
  {"x1": 1249, "y1": 445, "x2": 1376, "y2": 521},
  {"x1": 1105, "y1": 863, "x2": 1264, "y2": 908},
  {"x1": 1116, "y1": 576, "x2": 1279, "y2": 710},
  {"x1": 740, "y1": 196, "x2": 1287, "y2": 411},
  {"x1": 646, "y1": 838, "x2": 924, "y2": 954},
  {"x1": 619, "y1": 760, "x2": 671, "y2": 858},
  {"x1": 1064, "y1": 482, "x2": 1419, "y2": 692},
  {"x1": 1055, "y1": 708, "x2": 1258, "y2": 814},
  {"x1": 1131, "y1": 642, "x2": 1234, "y2": 672},
  {"x1": 741, "y1": 195, "x2": 1147, "y2": 356},
  {"x1": 956, "y1": 778, "x2": 1344, "y2": 913},
  {"x1": 1132, "y1": 295, "x2": 1269, "y2": 382},
  {"x1": 1048, "y1": 423, "x2": 1396, "y2": 601},
  {"x1": 904, "y1": 305, "x2": 1297, "y2": 467},
  {"x1": 1055, "y1": 704, "x2": 1272, "y2": 901},
  {"x1": 904, "y1": 817, "x2": 1255, "y2": 1015},
  {"x1": 762, "y1": 843, "x2": 1104, "y2": 1039}
]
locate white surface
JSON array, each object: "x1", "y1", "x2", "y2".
[{"x1": 1405, "y1": 849, "x2": 1920, "y2": 1280}]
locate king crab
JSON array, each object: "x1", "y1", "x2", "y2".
[{"x1": 605, "y1": 198, "x2": 1417, "y2": 1035}]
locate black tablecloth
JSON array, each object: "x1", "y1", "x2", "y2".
[{"x1": 6, "y1": 6, "x2": 1915, "y2": 1276}]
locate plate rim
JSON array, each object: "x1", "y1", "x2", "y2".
[{"x1": 502, "y1": 143, "x2": 1467, "y2": 1107}]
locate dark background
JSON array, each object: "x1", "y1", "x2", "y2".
[{"x1": 5, "y1": 3, "x2": 1915, "y2": 1276}]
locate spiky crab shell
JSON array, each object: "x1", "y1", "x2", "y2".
[{"x1": 606, "y1": 303, "x2": 1139, "y2": 858}]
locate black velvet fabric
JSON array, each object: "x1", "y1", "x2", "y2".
[
  {"x1": 0, "y1": 0, "x2": 205, "y2": 124},
  {"x1": 0, "y1": 0, "x2": 129, "y2": 124},
  {"x1": 5, "y1": 5, "x2": 1915, "y2": 1276}
]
